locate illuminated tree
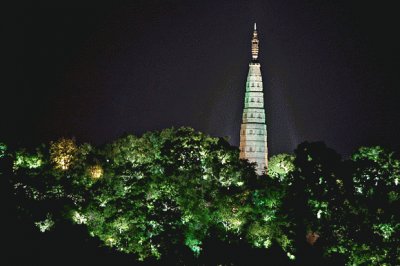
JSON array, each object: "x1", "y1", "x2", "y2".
[
  {"x1": 73, "y1": 127, "x2": 257, "y2": 260},
  {"x1": 278, "y1": 143, "x2": 400, "y2": 265},
  {"x1": 280, "y1": 142, "x2": 347, "y2": 263},
  {"x1": 13, "y1": 150, "x2": 43, "y2": 170},
  {"x1": 88, "y1": 164, "x2": 103, "y2": 179},
  {"x1": 246, "y1": 180, "x2": 295, "y2": 259},
  {"x1": 49, "y1": 138, "x2": 78, "y2": 170},
  {"x1": 325, "y1": 146, "x2": 400, "y2": 265},
  {"x1": 267, "y1": 153, "x2": 295, "y2": 181},
  {"x1": 7, "y1": 131, "x2": 400, "y2": 265},
  {"x1": 351, "y1": 146, "x2": 400, "y2": 196}
]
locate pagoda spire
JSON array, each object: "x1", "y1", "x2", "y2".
[{"x1": 251, "y1": 22, "x2": 259, "y2": 61}]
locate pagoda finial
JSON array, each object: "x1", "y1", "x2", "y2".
[{"x1": 251, "y1": 23, "x2": 259, "y2": 61}]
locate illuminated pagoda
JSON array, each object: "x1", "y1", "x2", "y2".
[{"x1": 239, "y1": 23, "x2": 268, "y2": 174}]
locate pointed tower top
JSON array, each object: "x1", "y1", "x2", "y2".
[{"x1": 251, "y1": 23, "x2": 259, "y2": 61}]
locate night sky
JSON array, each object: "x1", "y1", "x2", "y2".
[{"x1": 4, "y1": 0, "x2": 400, "y2": 156}]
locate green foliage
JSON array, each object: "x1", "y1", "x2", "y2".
[
  {"x1": 334, "y1": 146, "x2": 400, "y2": 265},
  {"x1": 276, "y1": 142, "x2": 400, "y2": 265},
  {"x1": 35, "y1": 213, "x2": 55, "y2": 232},
  {"x1": 6, "y1": 132, "x2": 400, "y2": 264},
  {"x1": 49, "y1": 138, "x2": 79, "y2": 170},
  {"x1": 247, "y1": 183, "x2": 293, "y2": 253},
  {"x1": 267, "y1": 153, "x2": 295, "y2": 181},
  {"x1": 9, "y1": 128, "x2": 268, "y2": 261},
  {"x1": 0, "y1": 142, "x2": 6, "y2": 158},
  {"x1": 13, "y1": 150, "x2": 43, "y2": 170},
  {"x1": 351, "y1": 146, "x2": 400, "y2": 195}
]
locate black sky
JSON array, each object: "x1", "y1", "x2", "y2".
[{"x1": 3, "y1": 0, "x2": 400, "y2": 156}]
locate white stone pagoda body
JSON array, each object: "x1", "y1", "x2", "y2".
[{"x1": 239, "y1": 24, "x2": 268, "y2": 174}]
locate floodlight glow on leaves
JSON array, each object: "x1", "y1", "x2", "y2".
[
  {"x1": 49, "y1": 138, "x2": 77, "y2": 170},
  {"x1": 35, "y1": 214, "x2": 54, "y2": 233},
  {"x1": 0, "y1": 143, "x2": 6, "y2": 158},
  {"x1": 88, "y1": 164, "x2": 103, "y2": 179},
  {"x1": 13, "y1": 151, "x2": 43, "y2": 170}
]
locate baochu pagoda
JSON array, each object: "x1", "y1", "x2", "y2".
[{"x1": 239, "y1": 23, "x2": 268, "y2": 174}]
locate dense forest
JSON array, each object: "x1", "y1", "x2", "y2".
[{"x1": 1, "y1": 127, "x2": 399, "y2": 265}]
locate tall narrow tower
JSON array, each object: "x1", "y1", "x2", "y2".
[{"x1": 239, "y1": 23, "x2": 268, "y2": 174}]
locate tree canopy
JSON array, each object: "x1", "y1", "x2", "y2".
[{"x1": 2, "y1": 128, "x2": 399, "y2": 265}]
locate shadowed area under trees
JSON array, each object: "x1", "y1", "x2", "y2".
[{"x1": 1, "y1": 127, "x2": 399, "y2": 265}]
